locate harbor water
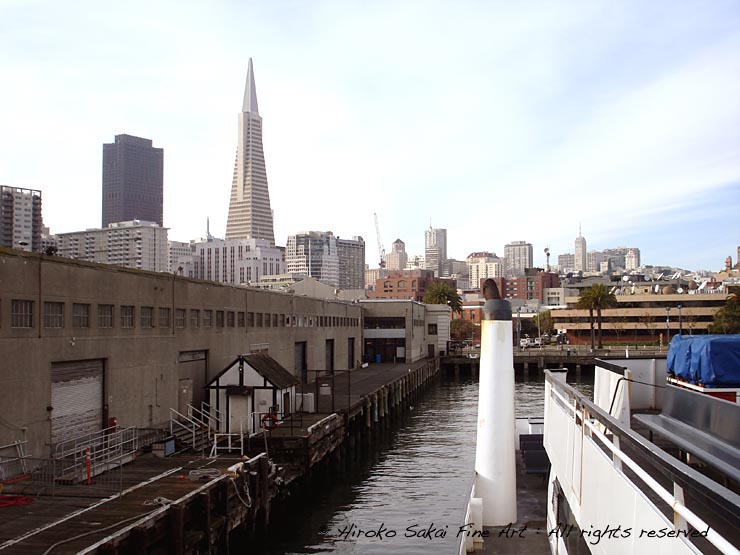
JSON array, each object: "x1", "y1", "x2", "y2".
[{"x1": 251, "y1": 374, "x2": 593, "y2": 555}]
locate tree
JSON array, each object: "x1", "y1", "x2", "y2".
[
  {"x1": 708, "y1": 293, "x2": 740, "y2": 334},
  {"x1": 577, "y1": 284, "x2": 618, "y2": 349},
  {"x1": 423, "y1": 281, "x2": 462, "y2": 314},
  {"x1": 534, "y1": 310, "x2": 554, "y2": 336},
  {"x1": 451, "y1": 318, "x2": 475, "y2": 340}
]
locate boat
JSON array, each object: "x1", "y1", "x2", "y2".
[{"x1": 461, "y1": 285, "x2": 740, "y2": 555}]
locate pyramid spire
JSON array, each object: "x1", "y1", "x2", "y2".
[{"x1": 242, "y1": 58, "x2": 259, "y2": 114}]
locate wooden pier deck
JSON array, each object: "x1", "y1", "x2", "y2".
[
  {"x1": 0, "y1": 452, "x2": 274, "y2": 554},
  {"x1": 0, "y1": 358, "x2": 439, "y2": 554}
]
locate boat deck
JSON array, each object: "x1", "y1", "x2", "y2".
[{"x1": 472, "y1": 452, "x2": 549, "y2": 554}]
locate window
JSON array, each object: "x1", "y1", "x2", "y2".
[
  {"x1": 247, "y1": 312, "x2": 255, "y2": 327},
  {"x1": 44, "y1": 302, "x2": 64, "y2": 328},
  {"x1": 265, "y1": 313, "x2": 271, "y2": 327},
  {"x1": 203, "y1": 309, "x2": 213, "y2": 327},
  {"x1": 190, "y1": 309, "x2": 200, "y2": 328},
  {"x1": 98, "y1": 304, "x2": 113, "y2": 328},
  {"x1": 141, "y1": 306, "x2": 154, "y2": 328},
  {"x1": 159, "y1": 307, "x2": 171, "y2": 327},
  {"x1": 428, "y1": 323, "x2": 438, "y2": 335},
  {"x1": 238, "y1": 311, "x2": 245, "y2": 327},
  {"x1": 121, "y1": 305, "x2": 134, "y2": 328},
  {"x1": 11, "y1": 300, "x2": 33, "y2": 328},
  {"x1": 256, "y1": 313, "x2": 263, "y2": 327},
  {"x1": 216, "y1": 311, "x2": 224, "y2": 327},
  {"x1": 72, "y1": 303, "x2": 90, "y2": 328},
  {"x1": 280, "y1": 314, "x2": 286, "y2": 327},
  {"x1": 175, "y1": 309, "x2": 186, "y2": 328},
  {"x1": 227, "y1": 311, "x2": 235, "y2": 327},
  {"x1": 272, "y1": 314, "x2": 278, "y2": 327}
]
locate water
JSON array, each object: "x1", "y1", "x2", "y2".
[{"x1": 252, "y1": 375, "x2": 593, "y2": 555}]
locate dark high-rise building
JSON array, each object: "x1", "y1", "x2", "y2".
[{"x1": 102, "y1": 134, "x2": 163, "y2": 227}]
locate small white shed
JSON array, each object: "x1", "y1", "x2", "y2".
[{"x1": 206, "y1": 353, "x2": 299, "y2": 435}]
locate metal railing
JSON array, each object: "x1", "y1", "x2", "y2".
[
  {"x1": 0, "y1": 455, "x2": 124, "y2": 495},
  {"x1": 210, "y1": 416, "x2": 250, "y2": 457},
  {"x1": 545, "y1": 371, "x2": 740, "y2": 555},
  {"x1": 169, "y1": 407, "x2": 199, "y2": 450},
  {"x1": 200, "y1": 402, "x2": 224, "y2": 430}
]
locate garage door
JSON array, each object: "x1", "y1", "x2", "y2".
[{"x1": 51, "y1": 360, "x2": 104, "y2": 446}]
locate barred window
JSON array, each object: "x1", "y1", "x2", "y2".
[
  {"x1": 141, "y1": 306, "x2": 154, "y2": 328},
  {"x1": 216, "y1": 311, "x2": 224, "y2": 327},
  {"x1": 159, "y1": 307, "x2": 171, "y2": 327},
  {"x1": 11, "y1": 300, "x2": 33, "y2": 328},
  {"x1": 98, "y1": 304, "x2": 114, "y2": 328},
  {"x1": 247, "y1": 312, "x2": 254, "y2": 327},
  {"x1": 280, "y1": 314, "x2": 285, "y2": 327},
  {"x1": 256, "y1": 313, "x2": 263, "y2": 327},
  {"x1": 238, "y1": 311, "x2": 245, "y2": 327},
  {"x1": 273, "y1": 314, "x2": 278, "y2": 327},
  {"x1": 227, "y1": 311, "x2": 235, "y2": 327},
  {"x1": 120, "y1": 305, "x2": 134, "y2": 328},
  {"x1": 265, "y1": 313, "x2": 271, "y2": 327},
  {"x1": 190, "y1": 309, "x2": 200, "y2": 328},
  {"x1": 175, "y1": 308, "x2": 186, "y2": 328},
  {"x1": 44, "y1": 302, "x2": 64, "y2": 328},
  {"x1": 72, "y1": 303, "x2": 90, "y2": 328},
  {"x1": 203, "y1": 310, "x2": 213, "y2": 327}
]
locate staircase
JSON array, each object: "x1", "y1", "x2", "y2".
[{"x1": 169, "y1": 403, "x2": 224, "y2": 454}]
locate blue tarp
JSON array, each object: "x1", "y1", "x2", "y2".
[{"x1": 666, "y1": 335, "x2": 740, "y2": 387}]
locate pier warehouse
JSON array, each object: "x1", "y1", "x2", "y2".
[{"x1": 0, "y1": 249, "x2": 448, "y2": 458}]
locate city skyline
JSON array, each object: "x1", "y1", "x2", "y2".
[{"x1": 1, "y1": 1, "x2": 739, "y2": 271}]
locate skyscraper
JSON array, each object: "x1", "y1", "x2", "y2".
[
  {"x1": 0, "y1": 186, "x2": 42, "y2": 252},
  {"x1": 386, "y1": 239, "x2": 408, "y2": 271},
  {"x1": 575, "y1": 227, "x2": 587, "y2": 273},
  {"x1": 337, "y1": 236, "x2": 365, "y2": 290},
  {"x1": 102, "y1": 134, "x2": 163, "y2": 227},
  {"x1": 286, "y1": 231, "x2": 339, "y2": 287},
  {"x1": 225, "y1": 59, "x2": 275, "y2": 246},
  {"x1": 504, "y1": 240, "x2": 533, "y2": 276},
  {"x1": 424, "y1": 227, "x2": 447, "y2": 277}
]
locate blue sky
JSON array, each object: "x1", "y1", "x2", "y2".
[{"x1": 1, "y1": 0, "x2": 739, "y2": 271}]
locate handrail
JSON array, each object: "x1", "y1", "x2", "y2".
[
  {"x1": 187, "y1": 404, "x2": 217, "y2": 436},
  {"x1": 201, "y1": 402, "x2": 224, "y2": 429},
  {"x1": 169, "y1": 408, "x2": 197, "y2": 450},
  {"x1": 545, "y1": 371, "x2": 740, "y2": 555}
]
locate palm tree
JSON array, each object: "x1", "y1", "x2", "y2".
[
  {"x1": 577, "y1": 284, "x2": 618, "y2": 349},
  {"x1": 423, "y1": 281, "x2": 462, "y2": 314}
]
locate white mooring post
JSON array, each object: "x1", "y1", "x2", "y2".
[{"x1": 474, "y1": 279, "x2": 517, "y2": 526}]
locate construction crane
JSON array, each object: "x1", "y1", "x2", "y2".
[{"x1": 374, "y1": 213, "x2": 386, "y2": 268}]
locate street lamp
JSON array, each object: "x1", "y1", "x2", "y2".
[
  {"x1": 677, "y1": 304, "x2": 683, "y2": 336},
  {"x1": 665, "y1": 307, "x2": 671, "y2": 347},
  {"x1": 516, "y1": 307, "x2": 522, "y2": 352}
]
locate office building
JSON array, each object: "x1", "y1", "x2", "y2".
[
  {"x1": 558, "y1": 253, "x2": 575, "y2": 274},
  {"x1": 574, "y1": 228, "x2": 587, "y2": 273},
  {"x1": 102, "y1": 135, "x2": 163, "y2": 227},
  {"x1": 225, "y1": 59, "x2": 275, "y2": 245},
  {"x1": 192, "y1": 237, "x2": 284, "y2": 285},
  {"x1": 625, "y1": 248, "x2": 641, "y2": 271},
  {"x1": 286, "y1": 231, "x2": 339, "y2": 287},
  {"x1": 337, "y1": 236, "x2": 365, "y2": 290},
  {"x1": 386, "y1": 239, "x2": 408, "y2": 271},
  {"x1": 56, "y1": 220, "x2": 168, "y2": 272},
  {"x1": 0, "y1": 186, "x2": 42, "y2": 252},
  {"x1": 467, "y1": 252, "x2": 505, "y2": 289},
  {"x1": 504, "y1": 241, "x2": 533, "y2": 276},
  {"x1": 424, "y1": 227, "x2": 447, "y2": 277}
]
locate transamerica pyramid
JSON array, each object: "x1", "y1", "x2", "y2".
[{"x1": 225, "y1": 58, "x2": 275, "y2": 245}]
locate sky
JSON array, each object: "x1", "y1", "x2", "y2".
[{"x1": 1, "y1": 0, "x2": 739, "y2": 272}]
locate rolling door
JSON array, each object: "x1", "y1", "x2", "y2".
[{"x1": 51, "y1": 360, "x2": 104, "y2": 446}]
